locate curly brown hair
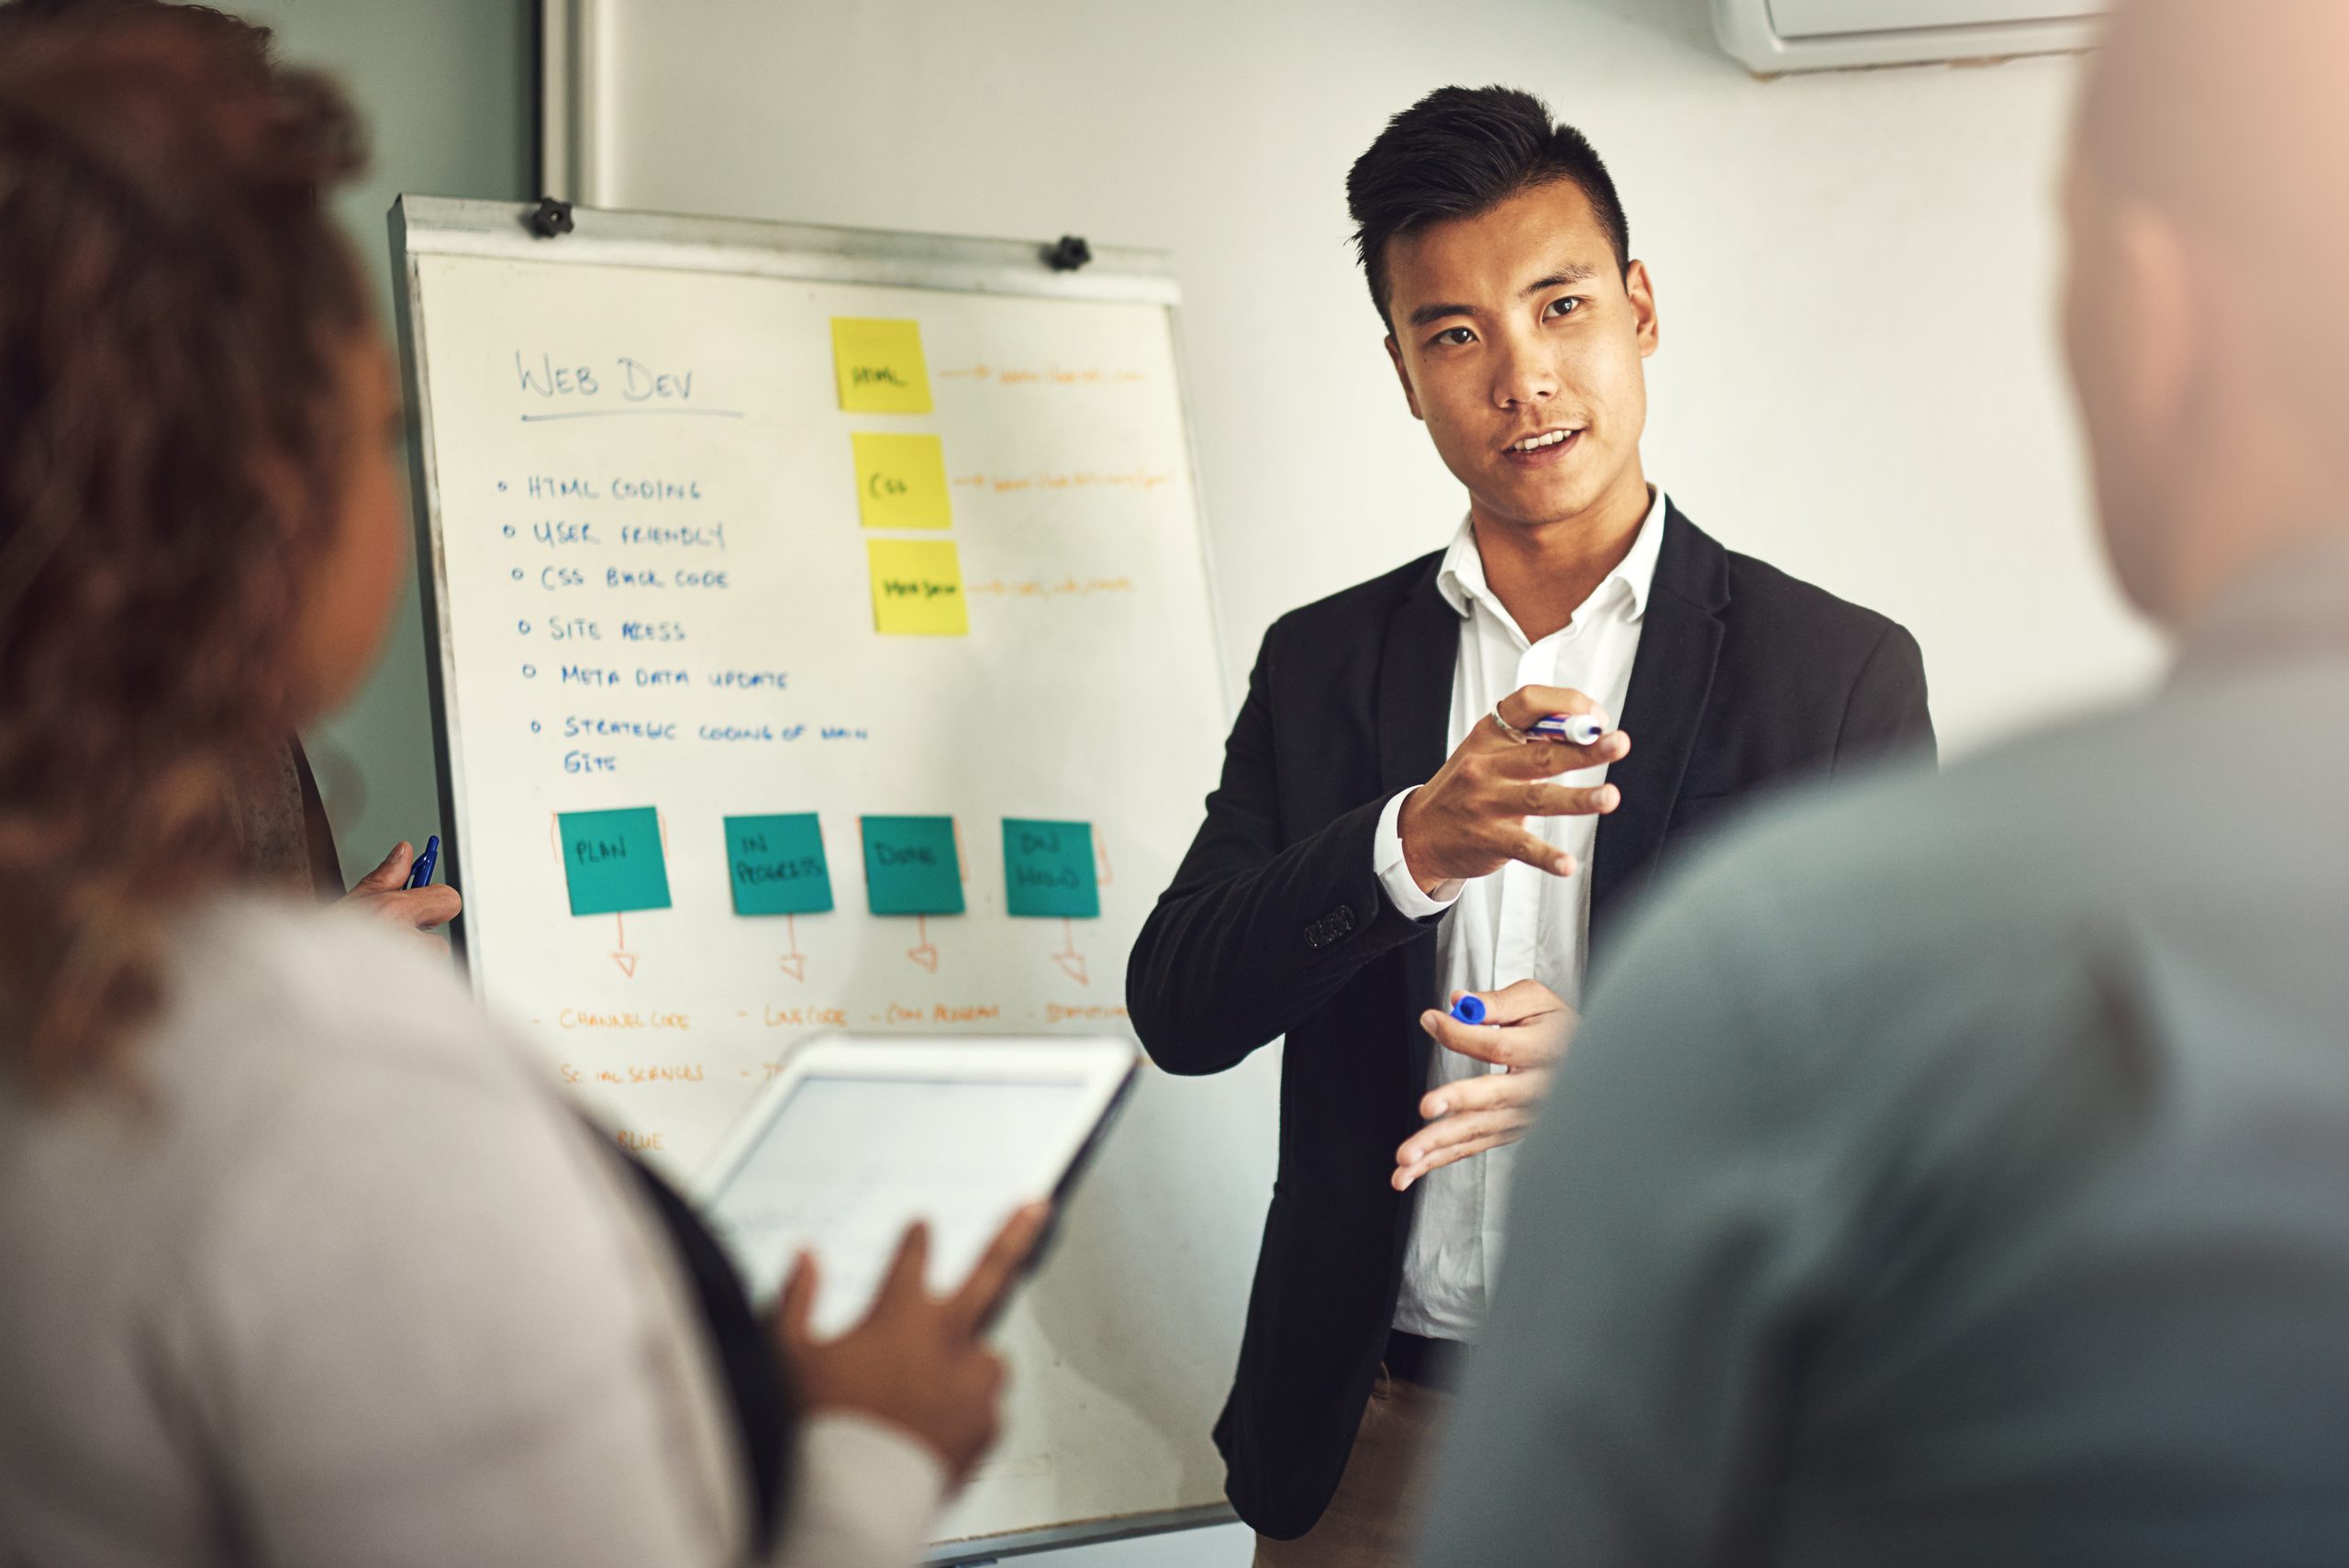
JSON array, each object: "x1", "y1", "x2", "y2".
[{"x1": 0, "y1": 1, "x2": 369, "y2": 1092}]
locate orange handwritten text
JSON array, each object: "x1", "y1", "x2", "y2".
[
  {"x1": 616, "y1": 1129, "x2": 665, "y2": 1153},
  {"x1": 1045, "y1": 1003, "x2": 1131, "y2": 1025}
]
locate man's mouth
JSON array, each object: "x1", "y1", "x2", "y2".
[{"x1": 1503, "y1": 428, "x2": 1582, "y2": 459}]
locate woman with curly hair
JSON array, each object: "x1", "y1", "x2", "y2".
[{"x1": 0, "y1": 6, "x2": 1037, "y2": 1563}]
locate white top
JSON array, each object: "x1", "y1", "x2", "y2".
[
  {"x1": 0, "y1": 897, "x2": 943, "y2": 1568},
  {"x1": 1375, "y1": 491, "x2": 1667, "y2": 1341}
]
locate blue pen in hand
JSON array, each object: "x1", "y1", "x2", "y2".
[
  {"x1": 404, "y1": 834, "x2": 440, "y2": 891},
  {"x1": 1449, "y1": 994, "x2": 1486, "y2": 1025}
]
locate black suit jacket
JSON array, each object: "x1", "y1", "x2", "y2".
[{"x1": 1125, "y1": 503, "x2": 1935, "y2": 1539}]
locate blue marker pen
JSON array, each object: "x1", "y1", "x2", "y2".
[
  {"x1": 404, "y1": 834, "x2": 440, "y2": 891},
  {"x1": 1531, "y1": 712, "x2": 1609, "y2": 747},
  {"x1": 1450, "y1": 994, "x2": 1486, "y2": 1025}
]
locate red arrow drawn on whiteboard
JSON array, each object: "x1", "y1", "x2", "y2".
[
  {"x1": 907, "y1": 914, "x2": 940, "y2": 974},
  {"x1": 1050, "y1": 917, "x2": 1089, "y2": 986},
  {"x1": 611, "y1": 911, "x2": 638, "y2": 979},
  {"x1": 776, "y1": 914, "x2": 807, "y2": 983}
]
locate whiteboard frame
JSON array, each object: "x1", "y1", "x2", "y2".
[{"x1": 386, "y1": 194, "x2": 1239, "y2": 1563}]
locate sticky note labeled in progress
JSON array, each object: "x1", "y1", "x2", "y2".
[
  {"x1": 861, "y1": 816, "x2": 964, "y2": 916},
  {"x1": 852, "y1": 432, "x2": 952, "y2": 529},
  {"x1": 1002, "y1": 818, "x2": 1100, "y2": 918},
  {"x1": 725, "y1": 813, "x2": 833, "y2": 916},
  {"x1": 830, "y1": 317, "x2": 932, "y2": 413},
  {"x1": 867, "y1": 538, "x2": 968, "y2": 636},
  {"x1": 559, "y1": 806, "x2": 671, "y2": 916}
]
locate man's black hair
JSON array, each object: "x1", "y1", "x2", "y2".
[{"x1": 1346, "y1": 84, "x2": 1631, "y2": 329}]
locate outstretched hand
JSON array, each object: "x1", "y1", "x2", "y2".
[
  {"x1": 1393, "y1": 979, "x2": 1577, "y2": 1191},
  {"x1": 1396, "y1": 685, "x2": 1629, "y2": 895}
]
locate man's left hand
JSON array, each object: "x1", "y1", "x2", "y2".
[{"x1": 1393, "y1": 979, "x2": 1577, "y2": 1192}]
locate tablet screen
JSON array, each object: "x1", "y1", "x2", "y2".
[{"x1": 701, "y1": 1040, "x2": 1130, "y2": 1336}]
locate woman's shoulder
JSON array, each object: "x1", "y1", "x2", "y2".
[{"x1": 154, "y1": 892, "x2": 538, "y2": 1110}]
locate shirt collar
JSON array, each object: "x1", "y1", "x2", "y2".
[{"x1": 1435, "y1": 486, "x2": 1670, "y2": 629}]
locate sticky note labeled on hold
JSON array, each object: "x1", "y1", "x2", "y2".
[
  {"x1": 830, "y1": 317, "x2": 932, "y2": 413},
  {"x1": 852, "y1": 432, "x2": 952, "y2": 529},
  {"x1": 867, "y1": 538, "x2": 968, "y2": 636},
  {"x1": 1002, "y1": 818, "x2": 1100, "y2": 918},
  {"x1": 725, "y1": 813, "x2": 833, "y2": 916},
  {"x1": 861, "y1": 816, "x2": 964, "y2": 916},
  {"x1": 559, "y1": 806, "x2": 671, "y2": 917}
]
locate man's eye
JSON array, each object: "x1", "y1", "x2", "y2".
[
  {"x1": 1545, "y1": 296, "x2": 1584, "y2": 319},
  {"x1": 1432, "y1": 327, "x2": 1475, "y2": 347}
]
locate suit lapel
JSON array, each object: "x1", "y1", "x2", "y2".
[
  {"x1": 1377, "y1": 555, "x2": 1459, "y2": 1091},
  {"x1": 1591, "y1": 503, "x2": 1729, "y2": 932}
]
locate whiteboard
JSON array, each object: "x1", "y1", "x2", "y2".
[{"x1": 389, "y1": 196, "x2": 1265, "y2": 1559}]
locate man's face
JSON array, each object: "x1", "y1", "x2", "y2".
[{"x1": 1381, "y1": 179, "x2": 1658, "y2": 534}]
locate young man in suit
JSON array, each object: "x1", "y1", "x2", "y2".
[{"x1": 1126, "y1": 86, "x2": 1933, "y2": 1567}]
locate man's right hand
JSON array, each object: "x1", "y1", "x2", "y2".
[
  {"x1": 1397, "y1": 685, "x2": 1631, "y2": 894},
  {"x1": 774, "y1": 1204, "x2": 1049, "y2": 1487}
]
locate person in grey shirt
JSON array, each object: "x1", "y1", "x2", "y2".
[{"x1": 1414, "y1": 2, "x2": 2349, "y2": 1564}]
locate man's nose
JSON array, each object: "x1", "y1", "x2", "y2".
[{"x1": 1490, "y1": 335, "x2": 1558, "y2": 408}]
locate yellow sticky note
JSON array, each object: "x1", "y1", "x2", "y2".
[
  {"x1": 851, "y1": 432, "x2": 952, "y2": 529},
  {"x1": 867, "y1": 538, "x2": 969, "y2": 636},
  {"x1": 831, "y1": 317, "x2": 932, "y2": 413}
]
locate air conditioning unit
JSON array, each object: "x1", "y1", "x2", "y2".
[{"x1": 1712, "y1": 0, "x2": 2105, "y2": 73}]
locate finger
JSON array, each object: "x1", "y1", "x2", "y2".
[
  {"x1": 1478, "y1": 978, "x2": 1575, "y2": 1028},
  {"x1": 1401, "y1": 1106, "x2": 1534, "y2": 1164},
  {"x1": 1488, "y1": 730, "x2": 1631, "y2": 778},
  {"x1": 351, "y1": 841, "x2": 414, "y2": 894},
  {"x1": 1520, "y1": 782, "x2": 1621, "y2": 819},
  {"x1": 947, "y1": 1202, "x2": 1050, "y2": 1337},
  {"x1": 1394, "y1": 1127, "x2": 1529, "y2": 1190},
  {"x1": 386, "y1": 886, "x2": 464, "y2": 931},
  {"x1": 775, "y1": 1250, "x2": 818, "y2": 1353},
  {"x1": 1419, "y1": 1068, "x2": 1548, "y2": 1118},
  {"x1": 874, "y1": 1222, "x2": 932, "y2": 1310},
  {"x1": 1420, "y1": 1010, "x2": 1563, "y2": 1072},
  {"x1": 1493, "y1": 685, "x2": 1602, "y2": 731},
  {"x1": 1501, "y1": 831, "x2": 1575, "y2": 878}
]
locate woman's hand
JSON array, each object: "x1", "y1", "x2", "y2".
[
  {"x1": 340, "y1": 841, "x2": 462, "y2": 949},
  {"x1": 774, "y1": 1204, "x2": 1049, "y2": 1486}
]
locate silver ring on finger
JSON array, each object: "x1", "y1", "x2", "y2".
[{"x1": 1488, "y1": 705, "x2": 1531, "y2": 742}]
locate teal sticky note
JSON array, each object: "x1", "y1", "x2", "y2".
[
  {"x1": 558, "y1": 806, "x2": 671, "y2": 916},
  {"x1": 861, "y1": 816, "x2": 963, "y2": 916},
  {"x1": 725, "y1": 813, "x2": 833, "y2": 916},
  {"x1": 1002, "y1": 818, "x2": 1100, "y2": 918}
]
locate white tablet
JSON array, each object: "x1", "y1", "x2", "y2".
[{"x1": 695, "y1": 1034, "x2": 1139, "y2": 1336}]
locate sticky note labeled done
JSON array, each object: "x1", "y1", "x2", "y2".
[
  {"x1": 852, "y1": 432, "x2": 952, "y2": 529},
  {"x1": 559, "y1": 806, "x2": 671, "y2": 916},
  {"x1": 861, "y1": 816, "x2": 964, "y2": 916},
  {"x1": 1002, "y1": 818, "x2": 1100, "y2": 918},
  {"x1": 725, "y1": 813, "x2": 833, "y2": 916},
  {"x1": 867, "y1": 538, "x2": 968, "y2": 636},
  {"x1": 831, "y1": 317, "x2": 932, "y2": 414}
]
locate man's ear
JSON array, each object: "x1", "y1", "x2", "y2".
[
  {"x1": 1385, "y1": 334, "x2": 1425, "y2": 421},
  {"x1": 2110, "y1": 199, "x2": 2198, "y2": 446},
  {"x1": 1625, "y1": 259, "x2": 1660, "y2": 359}
]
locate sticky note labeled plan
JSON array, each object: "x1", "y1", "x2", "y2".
[
  {"x1": 559, "y1": 806, "x2": 671, "y2": 916},
  {"x1": 830, "y1": 317, "x2": 932, "y2": 413},
  {"x1": 1002, "y1": 818, "x2": 1100, "y2": 918},
  {"x1": 861, "y1": 816, "x2": 964, "y2": 916},
  {"x1": 724, "y1": 813, "x2": 833, "y2": 916},
  {"x1": 867, "y1": 538, "x2": 968, "y2": 636},
  {"x1": 852, "y1": 432, "x2": 952, "y2": 529}
]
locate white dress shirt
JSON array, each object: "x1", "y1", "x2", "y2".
[{"x1": 1375, "y1": 490, "x2": 1667, "y2": 1342}]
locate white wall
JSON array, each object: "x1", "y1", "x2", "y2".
[{"x1": 578, "y1": 0, "x2": 2164, "y2": 765}]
